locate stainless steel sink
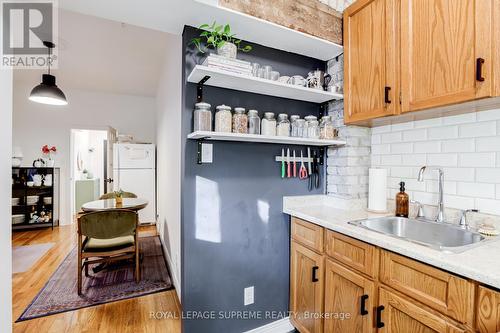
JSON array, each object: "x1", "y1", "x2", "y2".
[{"x1": 348, "y1": 216, "x2": 492, "y2": 253}]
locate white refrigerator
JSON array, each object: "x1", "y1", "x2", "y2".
[{"x1": 113, "y1": 143, "x2": 156, "y2": 224}]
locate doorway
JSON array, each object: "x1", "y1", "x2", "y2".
[{"x1": 70, "y1": 129, "x2": 109, "y2": 218}]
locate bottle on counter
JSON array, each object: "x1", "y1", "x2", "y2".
[
  {"x1": 233, "y1": 107, "x2": 248, "y2": 134},
  {"x1": 215, "y1": 104, "x2": 232, "y2": 133},
  {"x1": 248, "y1": 109, "x2": 261, "y2": 135},
  {"x1": 395, "y1": 181, "x2": 409, "y2": 218},
  {"x1": 261, "y1": 112, "x2": 277, "y2": 136},
  {"x1": 193, "y1": 102, "x2": 212, "y2": 132},
  {"x1": 276, "y1": 113, "x2": 291, "y2": 137}
]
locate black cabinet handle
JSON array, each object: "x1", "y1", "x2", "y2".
[
  {"x1": 384, "y1": 87, "x2": 391, "y2": 104},
  {"x1": 477, "y1": 58, "x2": 485, "y2": 82},
  {"x1": 360, "y1": 294, "x2": 369, "y2": 316},
  {"x1": 376, "y1": 305, "x2": 385, "y2": 328},
  {"x1": 312, "y1": 266, "x2": 319, "y2": 282}
]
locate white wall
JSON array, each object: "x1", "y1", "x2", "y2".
[
  {"x1": 0, "y1": 69, "x2": 13, "y2": 332},
  {"x1": 13, "y1": 83, "x2": 157, "y2": 225},
  {"x1": 155, "y1": 34, "x2": 182, "y2": 295},
  {"x1": 371, "y1": 107, "x2": 500, "y2": 215}
]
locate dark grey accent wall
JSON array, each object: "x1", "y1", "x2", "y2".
[{"x1": 181, "y1": 26, "x2": 326, "y2": 333}]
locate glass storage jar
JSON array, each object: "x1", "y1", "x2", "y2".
[
  {"x1": 233, "y1": 107, "x2": 248, "y2": 134},
  {"x1": 276, "y1": 114, "x2": 291, "y2": 137},
  {"x1": 261, "y1": 112, "x2": 276, "y2": 136},
  {"x1": 304, "y1": 115, "x2": 319, "y2": 139},
  {"x1": 320, "y1": 115, "x2": 337, "y2": 139},
  {"x1": 248, "y1": 109, "x2": 261, "y2": 135},
  {"x1": 292, "y1": 119, "x2": 306, "y2": 138},
  {"x1": 193, "y1": 102, "x2": 212, "y2": 132},
  {"x1": 215, "y1": 104, "x2": 232, "y2": 133}
]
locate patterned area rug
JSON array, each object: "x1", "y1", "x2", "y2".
[{"x1": 17, "y1": 236, "x2": 173, "y2": 321}]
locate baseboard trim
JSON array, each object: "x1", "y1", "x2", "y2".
[
  {"x1": 243, "y1": 317, "x2": 294, "y2": 333},
  {"x1": 158, "y1": 236, "x2": 181, "y2": 297}
]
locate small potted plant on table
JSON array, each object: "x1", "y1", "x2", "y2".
[{"x1": 114, "y1": 189, "x2": 124, "y2": 206}]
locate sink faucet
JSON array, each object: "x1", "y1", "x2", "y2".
[{"x1": 417, "y1": 166, "x2": 445, "y2": 223}]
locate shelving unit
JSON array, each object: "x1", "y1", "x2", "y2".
[
  {"x1": 188, "y1": 131, "x2": 346, "y2": 146},
  {"x1": 12, "y1": 167, "x2": 60, "y2": 231},
  {"x1": 187, "y1": 65, "x2": 343, "y2": 103}
]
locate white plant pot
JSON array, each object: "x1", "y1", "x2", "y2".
[
  {"x1": 217, "y1": 42, "x2": 237, "y2": 59},
  {"x1": 45, "y1": 159, "x2": 55, "y2": 167}
]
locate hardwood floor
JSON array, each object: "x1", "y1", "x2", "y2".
[{"x1": 13, "y1": 225, "x2": 181, "y2": 333}]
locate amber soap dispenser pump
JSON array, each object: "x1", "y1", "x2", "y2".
[{"x1": 395, "y1": 181, "x2": 409, "y2": 218}]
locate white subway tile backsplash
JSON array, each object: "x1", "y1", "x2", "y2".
[
  {"x1": 497, "y1": 185, "x2": 500, "y2": 199},
  {"x1": 441, "y1": 138, "x2": 475, "y2": 153},
  {"x1": 476, "y1": 108, "x2": 500, "y2": 121},
  {"x1": 442, "y1": 112, "x2": 476, "y2": 125},
  {"x1": 380, "y1": 154, "x2": 402, "y2": 165},
  {"x1": 476, "y1": 168, "x2": 500, "y2": 183},
  {"x1": 371, "y1": 155, "x2": 381, "y2": 166},
  {"x1": 401, "y1": 153, "x2": 427, "y2": 166},
  {"x1": 427, "y1": 126, "x2": 458, "y2": 140},
  {"x1": 459, "y1": 153, "x2": 496, "y2": 167},
  {"x1": 426, "y1": 180, "x2": 457, "y2": 195},
  {"x1": 403, "y1": 129, "x2": 427, "y2": 142},
  {"x1": 391, "y1": 122, "x2": 414, "y2": 131},
  {"x1": 443, "y1": 195, "x2": 475, "y2": 210},
  {"x1": 371, "y1": 144, "x2": 391, "y2": 155},
  {"x1": 427, "y1": 153, "x2": 458, "y2": 167},
  {"x1": 381, "y1": 131, "x2": 402, "y2": 143},
  {"x1": 390, "y1": 166, "x2": 415, "y2": 178},
  {"x1": 459, "y1": 121, "x2": 496, "y2": 138},
  {"x1": 414, "y1": 141, "x2": 441, "y2": 153},
  {"x1": 442, "y1": 168, "x2": 475, "y2": 182},
  {"x1": 476, "y1": 198, "x2": 500, "y2": 215},
  {"x1": 413, "y1": 191, "x2": 439, "y2": 206},
  {"x1": 414, "y1": 118, "x2": 443, "y2": 128},
  {"x1": 371, "y1": 134, "x2": 381, "y2": 145},
  {"x1": 457, "y1": 182, "x2": 495, "y2": 199},
  {"x1": 391, "y1": 143, "x2": 413, "y2": 154},
  {"x1": 476, "y1": 137, "x2": 500, "y2": 152},
  {"x1": 371, "y1": 125, "x2": 392, "y2": 134}
]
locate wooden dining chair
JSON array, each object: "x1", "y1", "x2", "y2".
[
  {"x1": 77, "y1": 209, "x2": 140, "y2": 295},
  {"x1": 99, "y1": 191, "x2": 137, "y2": 200}
]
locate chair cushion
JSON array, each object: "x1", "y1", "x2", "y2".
[{"x1": 83, "y1": 235, "x2": 135, "y2": 252}]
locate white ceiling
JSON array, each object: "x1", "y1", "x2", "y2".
[{"x1": 14, "y1": 10, "x2": 171, "y2": 97}]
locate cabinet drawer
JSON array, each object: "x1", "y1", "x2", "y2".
[
  {"x1": 291, "y1": 217, "x2": 324, "y2": 253},
  {"x1": 325, "y1": 230, "x2": 378, "y2": 278},
  {"x1": 477, "y1": 285, "x2": 500, "y2": 333},
  {"x1": 380, "y1": 250, "x2": 474, "y2": 325}
]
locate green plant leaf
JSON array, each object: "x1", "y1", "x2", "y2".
[
  {"x1": 207, "y1": 36, "x2": 214, "y2": 45},
  {"x1": 199, "y1": 23, "x2": 209, "y2": 30},
  {"x1": 200, "y1": 31, "x2": 209, "y2": 37},
  {"x1": 241, "y1": 45, "x2": 252, "y2": 52},
  {"x1": 217, "y1": 40, "x2": 226, "y2": 48},
  {"x1": 224, "y1": 24, "x2": 231, "y2": 34},
  {"x1": 215, "y1": 24, "x2": 223, "y2": 32}
]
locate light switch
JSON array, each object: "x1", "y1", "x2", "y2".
[
  {"x1": 201, "y1": 143, "x2": 213, "y2": 163},
  {"x1": 244, "y1": 286, "x2": 254, "y2": 306}
]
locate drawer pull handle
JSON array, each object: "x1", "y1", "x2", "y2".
[
  {"x1": 385, "y1": 86, "x2": 391, "y2": 104},
  {"x1": 477, "y1": 58, "x2": 485, "y2": 82},
  {"x1": 312, "y1": 266, "x2": 319, "y2": 282},
  {"x1": 376, "y1": 305, "x2": 385, "y2": 328},
  {"x1": 360, "y1": 294, "x2": 369, "y2": 316}
]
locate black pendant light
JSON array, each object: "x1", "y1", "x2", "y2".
[{"x1": 29, "y1": 41, "x2": 67, "y2": 106}]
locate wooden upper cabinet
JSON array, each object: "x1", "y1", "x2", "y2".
[
  {"x1": 400, "y1": 0, "x2": 493, "y2": 112},
  {"x1": 343, "y1": 0, "x2": 399, "y2": 123},
  {"x1": 378, "y1": 288, "x2": 467, "y2": 333},
  {"x1": 477, "y1": 286, "x2": 500, "y2": 333},
  {"x1": 324, "y1": 259, "x2": 375, "y2": 333},
  {"x1": 290, "y1": 241, "x2": 324, "y2": 333}
]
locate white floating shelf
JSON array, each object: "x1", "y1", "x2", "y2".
[
  {"x1": 187, "y1": 131, "x2": 346, "y2": 146},
  {"x1": 187, "y1": 65, "x2": 343, "y2": 103}
]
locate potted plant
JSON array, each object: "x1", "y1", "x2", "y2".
[
  {"x1": 41, "y1": 144, "x2": 57, "y2": 167},
  {"x1": 114, "y1": 189, "x2": 124, "y2": 206},
  {"x1": 191, "y1": 22, "x2": 252, "y2": 59}
]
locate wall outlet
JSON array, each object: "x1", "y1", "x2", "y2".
[{"x1": 244, "y1": 286, "x2": 254, "y2": 306}]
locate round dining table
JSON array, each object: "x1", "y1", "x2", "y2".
[{"x1": 81, "y1": 198, "x2": 149, "y2": 212}]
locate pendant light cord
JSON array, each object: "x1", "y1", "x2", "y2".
[{"x1": 47, "y1": 45, "x2": 51, "y2": 75}]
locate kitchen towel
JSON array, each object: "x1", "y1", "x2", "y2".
[{"x1": 368, "y1": 168, "x2": 387, "y2": 212}]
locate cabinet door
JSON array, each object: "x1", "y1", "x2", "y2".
[
  {"x1": 290, "y1": 241, "x2": 324, "y2": 333},
  {"x1": 324, "y1": 259, "x2": 375, "y2": 333},
  {"x1": 401, "y1": 0, "x2": 492, "y2": 112},
  {"x1": 343, "y1": 0, "x2": 399, "y2": 124},
  {"x1": 378, "y1": 288, "x2": 466, "y2": 333},
  {"x1": 477, "y1": 286, "x2": 500, "y2": 333}
]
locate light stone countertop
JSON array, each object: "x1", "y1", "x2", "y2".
[{"x1": 283, "y1": 195, "x2": 500, "y2": 289}]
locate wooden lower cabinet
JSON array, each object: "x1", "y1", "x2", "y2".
[
  {"x1": 477, "y1": 286, "x2": 500, "y2": 333},
  {"x1": 290, "y1": 241, "x2": 324, "y2": 333},
  {"x1": 378, "y1": 288, "x2": 466, "y2": 333},
  {"x1": 324, "y1": 259, "x2": 375, "y2": 333}
]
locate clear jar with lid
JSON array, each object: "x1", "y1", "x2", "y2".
[
  {"x1": 193, "y1": 102, "x2": 212, "y2": 132},
  {"x1": 292, "y1": 119, "x2": 306, "y2": 137},
  {"x1": 215, "y1": 104, "x2": 232, "y2": 133},
  {"x1": 320, "y1": 115, "x2": 337, "y2": 139},
  {"x1": 305, "y1": 115, "x2": 319, "y2": 139},
  {"x1": 248, "y1": 109, "x2": 261, "y2": 135},
  {"x1": 232, "y1": 107, "x2": 248, "y2": 134},
  {"x1": 276, "y1": 114, "x2": 290, "y2": 137},
  {"x1": 261, "y1": 112, "x2": 276, "y2": 136}
]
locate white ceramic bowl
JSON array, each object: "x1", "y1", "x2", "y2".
[
  {"x1": 12, "y1": 214, "x2": 25, "y2": 224},
  {"x1": 43, "y1": 197, "x2": 52, "y2": 204}
]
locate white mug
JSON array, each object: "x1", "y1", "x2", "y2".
[
  {"x1": 32, "y1": 174, "x2": 43, "y2": 187},
  {"x1": 44, "y1": 174, "x2": 52, "y2": 186}
]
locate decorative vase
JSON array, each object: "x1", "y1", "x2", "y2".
[
  {"x1": 115, "y1": 197, "x2": 123, "y2": 205},
  {"x1": 12, "y1": 157, "x2": 22, "y2": 167},
  {"x1": 217, "y1": 42, "x2": 237, "y2": 59},
  {"x1": 45, "y1": 159, "x2": 55, "y2": 167}
]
